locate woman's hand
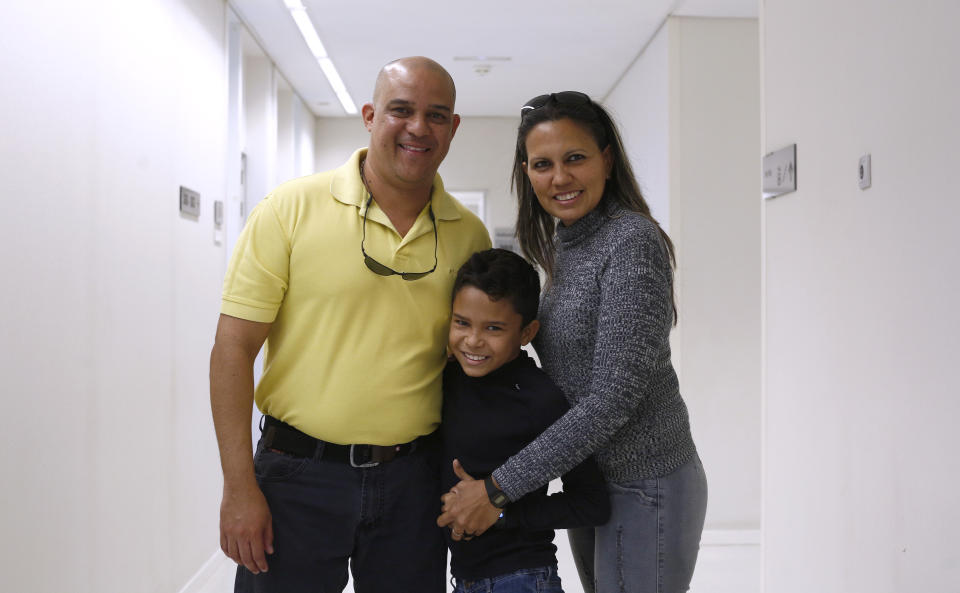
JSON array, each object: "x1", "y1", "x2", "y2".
[{"x1": 437, "y1": 459, "x2": 502, "y2": 540}]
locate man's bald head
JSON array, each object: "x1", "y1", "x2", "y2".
[
  {"x1": 361, "y1": 56, "x2": 461, "y2": 196},
  {"x1": 372, "y1": 56, "x2": 456, "y2": 107}
]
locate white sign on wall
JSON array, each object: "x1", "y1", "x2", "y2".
[{"x1": 762, "y1": 144, "x2": 797, "y2": 199}]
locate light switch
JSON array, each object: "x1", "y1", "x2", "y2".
[{"x1": 858, "y1": 154, "x2": 871, "y2": 190}]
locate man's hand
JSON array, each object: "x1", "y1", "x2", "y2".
[
  {"x1": 220, "y1": 481, "x2": 274, "y2": 574},
  {"x1": 437, "y1": 459, "x2": 502, "y2": 540}
]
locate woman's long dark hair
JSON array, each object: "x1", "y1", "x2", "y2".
[{"x1": 512, "y1": 93, "x2": 677, "y2": 322}]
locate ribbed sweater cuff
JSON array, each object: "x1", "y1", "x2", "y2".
[{"x1": 492, "y1": 465, "x2": 526, "y2": 502}]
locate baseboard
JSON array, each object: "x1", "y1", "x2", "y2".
[
  {"x1": 700, "y1": 528, "x2": 761, "y2": 546},
  {"x1": 177, "y1": 551, "x2": 234, "y2": 593}
]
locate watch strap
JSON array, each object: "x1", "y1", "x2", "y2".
[{"x1": 484, "y1": 475, "x2": 510, "y2": 509}]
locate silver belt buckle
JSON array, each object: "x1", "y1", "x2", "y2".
[{"x1": 349, "y1": 444, "x2": 380, "y2": 468}]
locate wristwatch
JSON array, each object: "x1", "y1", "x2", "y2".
[{"x1": 484, "y1": 475, "x2": 510, "y2": 508}]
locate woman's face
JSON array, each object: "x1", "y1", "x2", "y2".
[{"x1": 523, "y1": 118, "x2": 612, "y2": 226}]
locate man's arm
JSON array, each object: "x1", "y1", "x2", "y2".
[{"x1": 210, "y1": 313, "x2": 273, "y2": 574}]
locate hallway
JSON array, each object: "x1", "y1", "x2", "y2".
[{"x1": 1, "y1": 1, "x2": 958, "y2": 592}]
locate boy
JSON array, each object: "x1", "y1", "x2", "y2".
[{"x1": 441, "y1": 249, "x2": 610, "y2": 593}]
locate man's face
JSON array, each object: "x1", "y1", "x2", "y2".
[{"x1": 362, "y1": 66, "x2": 460, "y2": 192}]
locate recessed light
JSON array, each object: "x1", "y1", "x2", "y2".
[{"x1": 453, "y1": 56, "x2": 512, "y2": 62}]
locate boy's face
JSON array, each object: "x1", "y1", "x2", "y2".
[{"x1": 449, "y1": 286, "x2": 539, "y2": 378}]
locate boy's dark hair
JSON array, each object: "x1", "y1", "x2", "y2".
[{"x1": 452, "y1": 249, "x2": 540, "y2": 325}]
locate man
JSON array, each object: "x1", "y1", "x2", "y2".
[{"x1": 210, "y1": 56, "x2": 490, "y2": 593}]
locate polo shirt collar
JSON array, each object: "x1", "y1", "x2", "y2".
[{"x1": 329, "y1": 148, "x2": 462, "y2": 222}]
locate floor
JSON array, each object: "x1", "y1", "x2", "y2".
[{"x1": 191, "y1": 529, "x2": 760, "y2": 593}]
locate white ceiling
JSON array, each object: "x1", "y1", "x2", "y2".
[{"x1": 230, "y1": 0, "x2": 758, "y2": 118}]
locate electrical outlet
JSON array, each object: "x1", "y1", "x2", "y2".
[{"x1": 180, "y1": 186, "x2": 201, "y2": 217}]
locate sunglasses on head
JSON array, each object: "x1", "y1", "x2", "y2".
[{"x1": 520, "y1": 91, "x2": 593, "y2": 118}]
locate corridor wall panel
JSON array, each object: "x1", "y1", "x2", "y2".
[
  {"x1": 762, "y1": 1, "x2": 960, "y2": 590},
  {"x1": 0, "y1": 1, "x2": 231, "y2": 591},
  {"x1": 606, "y1": 17, "x2": 762, "y2": 534}
]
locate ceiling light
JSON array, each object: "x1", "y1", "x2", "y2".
[
  {"x1": 282, "y1": 0, "x2": 357, "y2": 115},
  {"x1": 319, "y1": 58, "x2": 357, "y2": 115},
  {"x1": 289, "y1": 9, "x2": 328, "y2": 59}
]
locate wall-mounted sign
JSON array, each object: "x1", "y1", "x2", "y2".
[{"x1": 762, "y1": 144, "x2": 797, "y2": 199}]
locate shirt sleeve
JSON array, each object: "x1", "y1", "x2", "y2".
[
  {"x1": 503, "y1": 455, "x2": 610, "y2": 530},
  {"x1": 493, "y1": 225, "x2": 674, "y2": 500},
  {"x1": 220, "y1": 197, "x2": 291, "y2": 323}
]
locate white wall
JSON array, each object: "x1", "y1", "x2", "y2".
[
  {"x1": 314, "y1": 115, "x2": 519, "y2": 236},
  {"x1": 605, "y1": 25, "x2": 671, "y2": 232},
  {"x1": 276, "y1": 80, "x2": 295, "y2": 185},
  {"x1": 669, "y1": 16, "x2": 761, "y2": 532},
  {"x1": 0, "y1": 1, "x2": 304, "y2": 591},
  {"x1": 276, "y1": 82, "x2": 317, "y2": 183},
  {"x1": 761, "y1": 1, "x2": 960, "y2": 591},
  {"x1": 314, "y1": 116, "x2": 367, "y2": 172},
  {"x1": 242, "y1": 52, "x2": 277, "y2": 218},
  {"x1": 294, "y1": 95, "x2": 317, "y2": 178},
  {"x1": 606, "y1": 17, "x2": 762, "y2": 533}
]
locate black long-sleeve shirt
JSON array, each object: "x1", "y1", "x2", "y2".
[{"x1": 441, "y1": 351, "x2": 610, "y2": 580}]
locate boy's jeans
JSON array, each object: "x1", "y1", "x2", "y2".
[{"x1": 453, "y1": 565, "x2": 564, "y2": 593}]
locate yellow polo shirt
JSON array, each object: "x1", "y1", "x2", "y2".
[{"x1": 221, "y1": 149, "x2": 490, "y2": 445}]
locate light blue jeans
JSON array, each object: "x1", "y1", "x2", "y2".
[{"x1": 568, "y1": 454, "x2": 707, "y2": 593}]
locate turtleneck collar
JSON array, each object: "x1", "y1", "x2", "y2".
[
  {"x1": 463, "y1": 349, "x2": 536, "y2": 384},
  {"x1": 555, "y1": 200, "x2": 621, "y2": 247}
]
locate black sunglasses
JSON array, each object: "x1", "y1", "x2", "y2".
[
  {"x1": 520, "y1": 91, "x2": 593, "y2": 118},
  {"x1": 360, "y1": 195, "x2": 438, "y2": 281}
]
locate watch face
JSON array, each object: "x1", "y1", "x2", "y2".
[{"x1": 485, "y1": 475, "x2": 510, "y2": 508}]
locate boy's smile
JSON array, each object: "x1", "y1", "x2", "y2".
[{"x1": 449, "y1": 286, "x2": 539, "y2": 378}]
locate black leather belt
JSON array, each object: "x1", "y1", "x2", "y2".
[{"x1": 261, "y1": 415, "x2": 420, "y2": 467}]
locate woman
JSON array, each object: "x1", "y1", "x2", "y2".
[{"x1": 439, "y1": 92, "x2": 707, "y2": 593}]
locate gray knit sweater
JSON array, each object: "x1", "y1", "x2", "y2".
[{"x1": 492, "y1": 204, "x2": 697, "y2": 500}]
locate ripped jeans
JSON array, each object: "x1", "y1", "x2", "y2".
[{"x1": 567, "y1": 454, "x2": 707, "y2": 593}]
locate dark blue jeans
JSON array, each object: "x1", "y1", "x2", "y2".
[
  {"x1": 453, "y1": 565, "x2": 564, "y2": 593},
  {"x1": 235, "y1": 434, "x2": 446, "y2": 593}
]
